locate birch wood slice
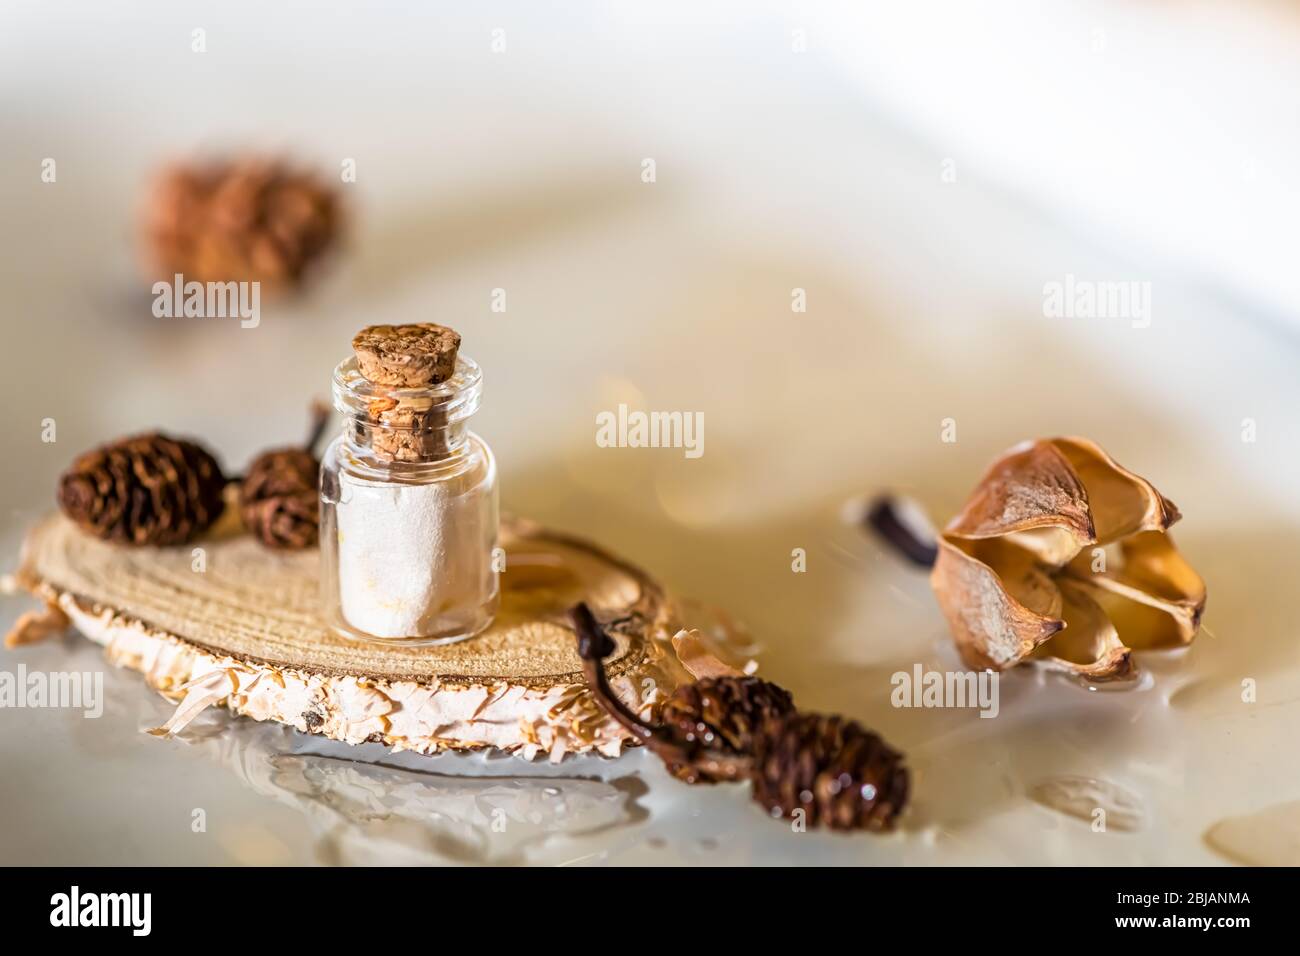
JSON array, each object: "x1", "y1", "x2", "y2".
[{"x1": 11, "y1": 512, "x2": 691, "y2": 759}]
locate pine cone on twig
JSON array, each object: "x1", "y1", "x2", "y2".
[
  {"x1": 145, "y1": 158, "x2": 340, "y2": 287},
  {"x1": 751, "y1": 712, "x2": 909, "y2": 831},
  {"x1": 58, "y1": 434, "x2": 227, "y2": 546},
  {"x1": 239, "y1": 403, "x2": 329, "y2": 550},
  {"x1": 571, "y1": 602, "x2": 909, "y2": 832},
  {"x1": 660, "y1": 677, "x2": 794, "y2": 783}
]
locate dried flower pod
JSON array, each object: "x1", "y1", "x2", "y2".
[
  {"x1": 571, "y1": 603, "x2": 909, "y2": 832},
  {"x1": 239, "y1": 403, "x2": 328, "y2": 550},
  {"x1": 58, "y1": 433, "x2": 227, "y2": 546},
  {"x1": 660, "y1": 677, "x2": 795, "y2": 783},
  {"x1": 144, "y1": 157, "x2": 340, "y2": 287},
  {"x1": 751, "y1": 712, "x2": 909, "y2": 832},
  {"x1": 930, "y1": 437, "x2": 1206, "y2": 682}
]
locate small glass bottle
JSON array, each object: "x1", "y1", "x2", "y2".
[{"x1": 320, "y1": 348, "x2": 498, "y2": 645}]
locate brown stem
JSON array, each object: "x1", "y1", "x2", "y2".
[
  {"x1": 305, "y1": 399, "x2": 331, "y2": 456},
  {"x1": 568, "y1": 603, "x2": 754, "y2": 782},
  {"x1": 865, "y1": 494, "x2": 938, "y2": 568},
  {"x1": 570, "y1": 602, "x2": 656, "y2": 743}
]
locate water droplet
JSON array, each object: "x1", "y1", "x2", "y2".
[
  {"x1": 1075, "y1": 670, "x2": 1155, "y2": 693},
  {"x1": 1030, "y1": 775, "x2": 1146, "y2": 831},
  {"x1": 1205, "y1": 799, "x2": 1300, "y2": 866}
]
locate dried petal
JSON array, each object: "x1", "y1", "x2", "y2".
[
  {"x1": 1031, "y1": 579, "x2": 1134, "y2": 682},
  {"x1": 931, "y1": 537, "x2": 1064, "y2": 670},
  {"x1": 946, "y1": 439, "x2": 1094, "y2": 564},
  {"x1": 1052, "y1": 437, "x2": 1180, "y2": 544}
]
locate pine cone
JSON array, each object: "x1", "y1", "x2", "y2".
[
  {"x1": 751, "y1": 712, "x2": 909, "y2": 832},
  {"x1": 145, "y1": 158, "x2": 339, "y2": 287},
  {"x1": 58, "y1": 433, "x2": 227, "y2": 546},
  {"x1": 659, "y1": 677, "x2": 795, "y2": 784},
  {"x1": 239, "y1": 448, "x2": 319, "y2": 550}
]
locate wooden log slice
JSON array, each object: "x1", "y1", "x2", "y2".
[{"x1": 9, "y1": 511, "x2": 695, "y2": 759}]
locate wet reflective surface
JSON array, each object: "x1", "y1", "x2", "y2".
[{"x1": 5, "y1": 496, "x2": 1299, "y2": 866}]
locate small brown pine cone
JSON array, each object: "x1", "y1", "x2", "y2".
[
  {"x1": 239, "y1": 448, "x2": 319, "y2": 550},
  {"x1": 659, "y1": 677, "x2": 795, "y2": 784},
  {"x1": 58, "y1": 433, "x2": 227, "y2": 546},
  {"x1": 751, "y1": 712, "x2": 909, "y2": 832},
  {"x1": 145, "y1": 158, "x2": 339, "y2": 287}
]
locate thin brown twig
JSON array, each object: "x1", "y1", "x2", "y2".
[
  {"x1": 305, "y1": 399, "x2": 331, "y2": 456},
  {"x1": 570, "y1": 602, "x2": 655, "y2": 743},
  {"x1": 865, "y1": 494, "x2": 938, "y2": 568},
  {"x1": 569, "y1": 602, "x2": 751, "y2": 781}
]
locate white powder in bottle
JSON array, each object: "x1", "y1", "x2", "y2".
[{"x1": 336, "y1": 471, "x2": 489, "y2": 639}]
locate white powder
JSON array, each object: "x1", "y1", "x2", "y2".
[{"x1": 336, "y1": 473, "x2": 488, "y2": 639}]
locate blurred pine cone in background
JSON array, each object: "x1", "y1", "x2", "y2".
[
  {"x1": 239, "y1": 448, "x2": 319, "y2": 550},
  {"x1": 58, "y1": 433, "x2": 228, "y2": 546},
  {"x1": 143, "y1": 158, "x2": 340, "y2": 287}
]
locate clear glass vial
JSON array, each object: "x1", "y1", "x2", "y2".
[{"x1": 320, "y1": 354, "x2": 498, "y2": 645}]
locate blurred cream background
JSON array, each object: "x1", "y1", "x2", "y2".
[{"x1": 1, "y1": 1, "x2": 1298, "y2": 865}]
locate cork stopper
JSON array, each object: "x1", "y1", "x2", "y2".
[
  {"x1": 352, "y1": 323, "x2": 461, "y2": 388},
  {"x1": 364, "y1": 398, "x2": 448, "y2": 462},
  {"x1": 347, "y1": 323, "x2": 467, "y2": 463}
]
